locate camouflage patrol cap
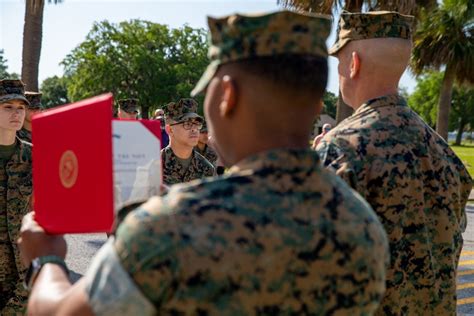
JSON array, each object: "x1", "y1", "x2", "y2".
[
  {"x1": 25, "y1": 91, "x2": 42, "y2": 109},
  {"x1": 200, "y1": 120, "x2": 208, "y2": 133},
  {"x1": 191, "y1": 10, "x2": 332, "y2": 96},
  {"x1": 329, "y1": 11, "x2": 414, "y2": 56},
  {"x1": 0, "y1": 80, "x2": 30, "y2": 106},
  {"x1": 162, "y1": 98, "x2": 203, "y2": 122},
  {"x1": 118, "y1": 98, "x2": 140, "y2": 114}
]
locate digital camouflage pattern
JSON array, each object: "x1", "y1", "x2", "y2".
[
  {"x1": 329, "y1": 11, "x2": 414, "y2": 56},
  {"x1": 195, "y1": 145, "x2": 218, "y2": 165},
  {"x1": 0, "y1": 80, "x2": 29, "y2": 106},
  {"x1": 17, "y1": 129, "x2": 32, "y2": 143},
  {"x1": 25, "y1": 91, "x2": 42, "y2": 109},
  {"x1": 161, "y1": 146, "x2": 215, "y2": 185},
  {"x1": 191, "y1": 10, "x2": 331, "y2": 96},
  {"x1": 118, "y1": 99, "x2": 140, "y2": 114},
  {"x1": 162, "y1": 98, "x2": 202, "y2": 123},
  {"x1": 316, "y1": 94, "x2": 473, "y2": 315},
  {"x1": 113, "y1": 148, "x2": 389, "y2": 315},
  {"x1": 0, "y1": 140, "x2": 33, "y2": 315}
]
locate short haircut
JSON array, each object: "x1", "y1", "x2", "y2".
[{"x1": 233, "y1": 54, "x2": 328, "y2": 98}]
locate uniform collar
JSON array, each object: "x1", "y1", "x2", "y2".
[
  {"x1": 355, "y1": 93, "x2": 407, "y2": 115},
  {"x1": 229, "y1": 148, "x2": 320, "y2": 174}
]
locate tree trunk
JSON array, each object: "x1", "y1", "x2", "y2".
[
  {"x1": 454, "y1": 119, "x2": 466, "y2": 146},
  {"x1": 436, "y1": 64, "x2": 455, "y2": 141},
  {"x1": 21, "y1": 0, "x2": 45, "y2": 92},
  {"x1": 335, "y1": 91, "x2": 353, "y2": 124}
]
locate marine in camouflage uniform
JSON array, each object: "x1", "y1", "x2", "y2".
[
  {"x1": 17, "y1": 91, "x2": 42, "y2": 143},
  {"x1": 117, "y1": 98, "x2": 140, "y2": 120},
  {"x1": 194, "y1": 120, "x2": 218, "y2": 165},
  {"x1": 316, "y1": 11, "x2": 473, "y2": 315},
  {"x1": 0, "y1": 80, "x2": 33, "y2": 315},
  {"x1": 81, "y1": 11, "x2": 388, "y2": 315},
  {"x1": 161, "y1": 99, "x2": 215, "y2": 185}
]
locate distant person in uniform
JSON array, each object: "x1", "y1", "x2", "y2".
[
  {"x1": 0, "y1": 80, "x2": 33, "y2": 315},
  {"x1": 195, "y1": 120, "x2": 218, "y2": 165},
  {"x1": 161, "y1": 98, "x2": 215, "y2": 185},
  {"x1": 117, "y1": 99, "x2": 140, "y2": 120},
  {"x1": 153, "y1": 108, "x2": 164, "y2": 119},
  {"x1": 316, "y1": 11, "x2": 473, "y2": 315},
  {"x1": 153, "y1": 108, "x2": 169, "y2": 148},
  {"x1": 17, "y1": 91, "x2": 42, "y2": 143},
  {"x1": 311, "y1": 123, "x2": 331, "y2": 149},
  {"x1": 18, "y1": 11, "x2": 388, "y2": 315}
]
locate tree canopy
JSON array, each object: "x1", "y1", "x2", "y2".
[
  {"x1": 322, "y1": 91, "x2": 337, "y2": 119},
  {"x1": 40, "y1": 75, "x2": 70, "y2": 109},
  {"x1": 409, "y1": 71, "x2": 474, "y2": 145},
  {"x1": 0, "y1": 50, "x2": 20, "y2": 80},
  {"x1": 62, "y1": 20, "x2": 209, "y2": 118},
  {"x1": 409, "y1": 71, "x2": 443, "y2": 127},
  {"x1": 410, "y1": 0, "x2": 474, "y2": 140}
]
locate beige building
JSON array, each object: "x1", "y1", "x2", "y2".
[{"x1": 312, "y1": 114, "x2": 336, "y2": 137}]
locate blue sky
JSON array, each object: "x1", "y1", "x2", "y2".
[{"x1": 0, "y1": 0, "x2": 417, "y2": 94}]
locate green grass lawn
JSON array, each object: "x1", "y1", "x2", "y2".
[{"x1": 451, "y1": 143, "x2": 474, "y2": 178}]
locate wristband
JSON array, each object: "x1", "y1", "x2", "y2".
[{"x1": 24, "y1": 255, "x2": 69, "y2": 291}]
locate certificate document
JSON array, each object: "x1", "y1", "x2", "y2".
[
  {"x1": 33, "y1": 94, "x2": 162, "y2": 234},
  {"x1": 112, "y1": 120, "x2": 161, "y2": 212}
]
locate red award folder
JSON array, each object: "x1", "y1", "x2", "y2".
[{"x1": 33, "y1": 94, "x2": 114, "y2": 234}]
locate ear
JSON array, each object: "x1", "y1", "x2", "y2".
[
  {"x1": 219, "y1": 75, "x2": 237, "y2": 118},
  {"x1": 350, "y1": 51, "x2": 360, "y2": 79},
  {"x1": 165, "y1": 124, "x2": 172, "y2": 135},
  {"x1": 315, "y1": 99, "x2": 324, "y2": 115}
]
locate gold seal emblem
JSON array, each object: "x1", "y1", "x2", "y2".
[{"x1": 59, "y1": 150, "x2": 78, "y2": 189}]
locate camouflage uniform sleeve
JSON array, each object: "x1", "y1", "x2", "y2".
[
  {"x1": 84, "y1": 238, "x2": 156, "y2": 315},
  {"x1": 112, "y1": 197, "x2": 180, "y2": 308}
]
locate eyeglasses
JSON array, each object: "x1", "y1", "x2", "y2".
[{"x1": 170, "y1": 120, "x2": 203, "y2": 130}]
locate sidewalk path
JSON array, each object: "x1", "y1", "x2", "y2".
[{"x1": 457, "y1": 204, "x2": 474, "y2": 315}]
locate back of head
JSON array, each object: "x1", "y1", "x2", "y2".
[
  {"x1": 329, "y1": 11, "x2": 414, "y2": 57},
  {"x1": 229, "y1": 55, "x2": 328, "y2": 138},
  {"x1": 192, "y1": 10, "x2": 331, "y2": 150},
  {"x1": 330, "y1": 11, "x2": 414, "y2": 103},
  {"x1": 234, "y1": 53, "x2": 328, "y2": 101},
  {"x1": 192, "y1": 10, "x2": 331, "y2": 100},
  {"x1": 117, "y1": 98, "x2": 140, "y2": 114},
  {"x1": 347, "y1": 38, "x2": 411, "y2": 83},
  {"x1": 25, "y1": 91, "x2": 43, "y2": 110}
]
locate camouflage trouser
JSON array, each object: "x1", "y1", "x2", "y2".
[{"x1": 0, "y1": 280, "x2": 27, "y2": 315}]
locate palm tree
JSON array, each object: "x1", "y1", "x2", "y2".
[
  {"x1": 411, "y1": 0, "x2": 474, "y2": 141},
  {"x1": 278, "y1": 0, "x2": 437, "y2": 123},
  {"x1": 21, "y1": 0, "x2": 62, "y2": 92},
  {"x1": 278, "y1": 0, "x2": 437, "y2": 16}
]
